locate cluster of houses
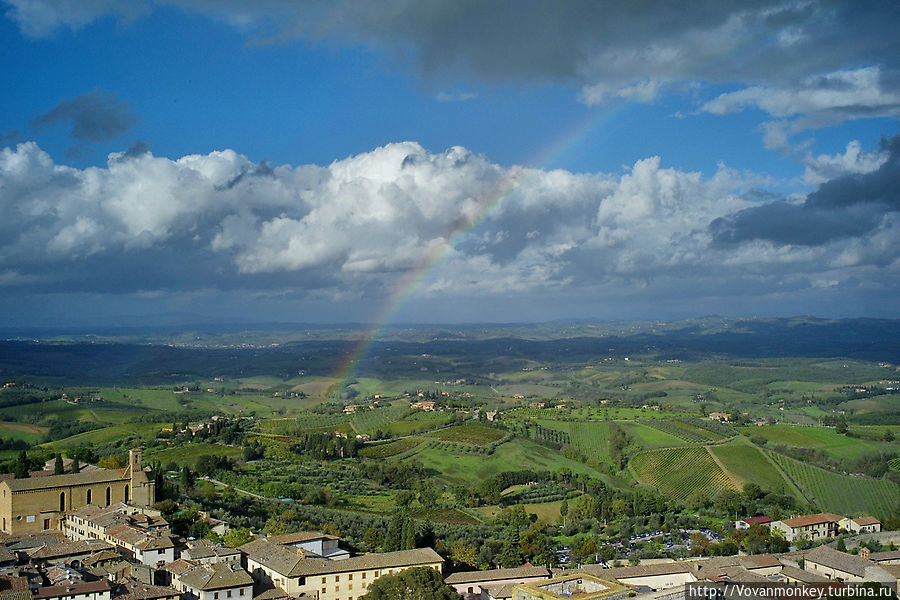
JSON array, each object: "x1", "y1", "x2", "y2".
[
  {"x1": 448, "y1": 544, "x2": 900, "y2": 600},
  {"x1": 0, "y1": 499, "x2": 443, "y2": 600},
  {"x1": 0, "y1": 450, "x2": 897, "y2": 600},
  {"x1": 735, "y1": 512, "x2": 882, "y2": 542}
]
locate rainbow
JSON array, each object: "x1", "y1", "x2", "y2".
[{"x1": 329, "y1": 100, "x2": 630, "y2": 397}]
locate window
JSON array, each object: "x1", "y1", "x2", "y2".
[
  {"x1": 321, "y1": 578, "x2": 326, "y2": 584},
  {"x1": 361, "y1": 573, "x2": 366, "y2": 580},
  {"x1": 124, "y1": 484, "x2": 129, "y2": 502},
  {"x1": 86, "y1": 489, "x2": 92, "y2": 504},
  {"x1": 239, "y1": 590, "x2": 244, "y2": 596},
  {"x1": 214, "y1": 593, "x2": 219, "y2": 599},
  {"x1": 321, "y1": 589, "x2": 326, "y2": 595},
  {"x1": 105, "y1": 486, "x2": 111, "y2": 506},
  {"x1": 348, "y1": 574, "x2": 353, "y2": 580},
  {"x1": 335, "y1": 576, "x2": 340, "y2": 582},
  {"x1": 227, "y1": 591, "x2": 232, "y2": 598}
]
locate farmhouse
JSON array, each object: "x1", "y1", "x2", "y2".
[
  {"x1": 0, "y1": 450, "x2": 155, "y2": 535},
  {"x1": 240, "y1": 538, "x2": 442, "y2": 600},
  {"x1": 769, "y1": 513, "x2": 842, "y2": 542},
  {"x1": 839, "y1": 515, "x2": 881, "y2": 534}
]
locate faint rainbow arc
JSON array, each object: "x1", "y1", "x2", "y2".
[{"x1": 329, "y1": 101, "x2": 629, "y2": 396}]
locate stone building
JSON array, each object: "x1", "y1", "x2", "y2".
[
  {"x1": 0, "y1": 450, "x2": 155, "y2": 535},
  {"x1": 240, "y1": 538, "x2": 442, "y2": 600}
]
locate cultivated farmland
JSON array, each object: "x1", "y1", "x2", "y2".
[
  {"x1": 769, "y1": 452, "x2": 899, "y2": 519},
  {"x1": 425, "y1": 423, "x2": 507, "y2": 445},
  {"x1": 630, "y1": 446, "x2": 738, "y2": 500},
  {"x1": 636, "y1": 419, "x2": 716, "y2": 443},
  {"x1": 358, "y1": 437, "x2": 424, "y2": 459},
  {"x1": 708, "y1": 440, "x2": 798, "y2": 496}
]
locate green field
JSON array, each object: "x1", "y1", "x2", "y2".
[
  {"x1": 0, "y1": 421, "x2": 48, "y2": 444},
  {"x1": 495, "y1": 382, "x2": 562, "y2": 397},
  {"x1": 769, "y1": 452, "x2": 899, "y2": 519},
  {"x1": 100, "y1": 387, "x2": 184, "y2": 412},
  {"x1": 0, "y1": 399, "x2": 98, "y2": 424},
  {"x1": 637, "y1": 419, "x2": 719, "y2": 443},
  {"x1": 41, "y1": 422, "x2": 165, "y2": 450},
  {"x1": 349, "y1": 404, "x2": 412, "y2": 433},
  {"x1": 740, "y1": 424, "x2": 897, "y2": 460},
  {"x1": 148, "y1": 442, "x2": 243, "y2": 468},
  {"x1": 425, "y1": 423, "x2": 506, "y2": 445},
  {"x1": 412, "y1": 507, "x2": 483, "y2": 525},
  {"x1": 358, "y1": 438, "x2": 424, "y2": 458},
  {"x1": 708, "y1": 439, "x2": 799, "y2": 496},
  {"x1": 630, "y1": 446, "x2": 738, "y2": 500},
  {"x1": 258, "y1": 413, "x2": 348, "y2": 434},
  {"x1": 839, "y1": 396, "x2": 900, "y2": 416},
  {"x1": 404, "y1": 437, "x2": 611, "y2": 486},
  {"x1": 378, "y1": 411, "x2": 455, "y2": 436},
  {"x1": 563, "y1": 421, "x2": 612, "y2": 465},
  {"x1": 619, "y1": 421, "x2": 688, "y2": 448}
]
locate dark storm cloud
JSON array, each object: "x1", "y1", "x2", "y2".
[
  {"x1": 8, "y1": 1, "x2": 900, "y2": 107},
  {"x1": 33, "y1": 92, "x2": 136, "y2": 142},
  {"x1": 711, "y1": 136, "x2": 900, "y2": 246}
]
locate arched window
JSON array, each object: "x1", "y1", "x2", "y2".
[
  {"x1": 105, "y1": 486, "x2": 111, "y2": 506},
  {"x1": 124, "y1": 484, "x2": 129, "y2": 502},
  {"x1": 59, "y1": 492, "x2": 65, "y2": 512},
  {"x1": 86, "y1": 489, "x2": 92, "y2": 504}
]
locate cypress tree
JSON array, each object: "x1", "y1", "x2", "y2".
[{"x1": 14, "y1": 450, "x2": 29, "y2": 479}]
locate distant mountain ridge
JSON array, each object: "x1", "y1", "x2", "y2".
[{"x1": 0, "y1": 317, "x2": 896, "y2": 383}]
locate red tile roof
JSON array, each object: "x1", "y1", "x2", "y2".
[{"x1": 781, "y1": 513, "x2": 842, "y2": 528}]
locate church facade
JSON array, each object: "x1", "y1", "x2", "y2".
[{"x1": 0, "y1": 449, "x2": 155, "y2": 535}]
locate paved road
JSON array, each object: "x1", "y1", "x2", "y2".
[{"x1": 203, "y1": 476, "x2": 267, "y2": 500}]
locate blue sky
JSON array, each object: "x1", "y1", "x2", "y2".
[{"x1": 0, "y1": 1, "x2": 898, "y2": 328}]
